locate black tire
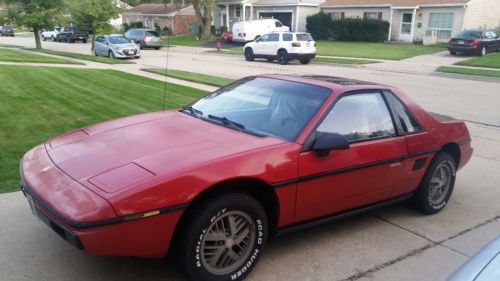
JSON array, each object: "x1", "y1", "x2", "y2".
[
  {"x1": 410, "y1": 152, "x2": 456, "y2": 214},
  {"x1": 51, "y1": 36, "x2": 55, "y2": 42},
  {"x1": 244, "y1": 48, "x2": 254, "y2": 61},
  {"x1": 154, "y1": 46, "x2": 160, "y2": 50},
  {"x1": 266, "y1": 58, "x2": 273, "y2": 62},
  {"x1": 449, "y1": 50, "x2": 456, "y2": 55},
  {"x1": 136, "y1": 41, "x2": 142, "y2": 49},
  {"x1": 277, "y1": 50, "x2": 288, "y2": 65},
  {"x1": 42, "y1": 36, "x2": 46, "y2": 41},
  {"x1": 82, "y1": 39, "x2": 87, "y2": 44},
  {"x1": 173, "y1": 193, "x2": 268, "y2": 281},
  {"x1": 108, "y1": 51, "x2": 114, "y2": 59},
  {"x1": 299, "y1": 58, "x2": 311, "y2": 64}
]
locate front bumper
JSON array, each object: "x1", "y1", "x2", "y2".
[
  {"x1": 19, "y1": 145, "x2": 186, "y2": 257},
  {"x1": 113, "y1": 48, "x2": 140, "y2": 58}
]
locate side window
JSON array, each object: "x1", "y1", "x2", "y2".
[
  {"x1": 491, "y1": 31, "x2": 498, "y2": 38},
  {"x1": 259, "y1": 34, "x2": 270, "y2": 42},
  {"x1": 275, "y1": 21, "x2": 282, "y2": 27},
  {"x1": 317, "y1": 92, "x2": 395, "y2": 142},
  {"x1": 484, "y1": 32, "x2": 492, "y2": 39},
  {"x1": 384, "y1": 91, "x2": 422, "y2": 134},
  {"x1": 282, "y1": 33, "x2": 293, "y2": 41},
  {"x1": 268, "y1": 33, "x2": 279, "y2": 42}
]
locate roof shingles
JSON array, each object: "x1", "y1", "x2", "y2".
[{"x1": 321, "y1": 0, "x2": 469, "y2": 7}]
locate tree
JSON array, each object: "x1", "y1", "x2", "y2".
[
  {"x1": 191, "y1": 0, "x2": 216, "y2": 39},
  {"x1": 2, "y1": 0, "x2": 63, "y2": 49},
  {"x1": 65, "y1": 0, "x2": 121, "y2": 53}
]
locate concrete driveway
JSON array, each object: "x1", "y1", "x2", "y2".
[{"x1": 0, "y1": 35, "x2": 499, "y2": 281}]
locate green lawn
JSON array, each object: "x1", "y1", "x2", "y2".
[
  {"x1": 436, "y1": 66, "x2": 500, "y2": 78},
  {"x1": 163, "y1": 35, "x2": 216, "y2": 47},
  {"x1": 0, "y1": 48, "x2": 81, "y2": 64},
  {"x1": 0, "y1": 44, "x2": 24, "y2": 48},
  {"x1": 316, "y1": 41, "x2": 446, "y2": 60},
  {"x1": 0, "y1": 65, "x2": 207, "y2": 193},
  {"x1": 29, "y1": 49, "x2": 136, "y2": 64},
  {"x1": 142, "y1": 68, "x2": 234, "y2": 87},
  {"x1": 454, "y1": 53, "x2": 500, "y2": 69},
  {"x1": 314, "y1": 56, "x2": 379, "y2": 64}
]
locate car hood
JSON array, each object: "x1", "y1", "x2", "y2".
[
  {"x1": 46, "y1": 110, "x2": 285, "y2": 191},
  {"x1": 112, "y1": 43, "x2": 137, "y2": 48}
]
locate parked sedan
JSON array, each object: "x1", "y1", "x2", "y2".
[
  {"x1": 124, "y1": 28, "x2": 162, "y2": 50},
  {"x1": 20, "y1": 75, "x2": 472, "y2": 281},
  {"x1": 0, "y1": 25, "x2": 15, "y2": 37},
  {"x1": 448, "y1": 29, "x2": 500, "y2": 56},
  {"x1": 94, "y1": 35, "x2": 140, "y2": 59}
]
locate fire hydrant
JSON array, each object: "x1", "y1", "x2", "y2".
[{"x1": 215, "y1": 41, "x2": 222, "y2": 51}]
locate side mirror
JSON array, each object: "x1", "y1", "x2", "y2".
[
  {"x1": 254, "y1": 35, "x2": 261, "y2": 42},
  {"x1": 312, "y1": 132, "x2": 349, "y2": 157}
]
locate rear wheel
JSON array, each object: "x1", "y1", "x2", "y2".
[
  {"x1": 154, "y1": 46, "x2": 160, "y2": 50},
  {"x1": 277, "y1": 50, "x2": 288, "y2": 65},
  {"x1": 299, "y1": 58, "x2": 311, "y2": 64},
  {"x1": 479, "y1": 46, "x2": 486, "y2": 56},
  {"x1": 173, "y1": 193, "x2": 268, "y2": 281},
  {"x1": 410, "y1": 152, "x2": 456, "y2": 214},
  {"x1": 244, "y1": 48, "x2": 254, "y2": 61},
  {"x1": 82, "y1": 39, "x2": 87, "y2": 44}
]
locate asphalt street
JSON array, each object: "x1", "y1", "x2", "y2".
[{"x1": 0, "y1": 36, "x2": 499, "y2": 281}]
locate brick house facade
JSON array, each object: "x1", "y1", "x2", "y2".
[{"x1": 122, "y1": 4, "x2": 199, "y2": 35}]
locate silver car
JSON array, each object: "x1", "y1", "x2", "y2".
[
  {"x1": 94, "y1": 35, "x2": 140, "y2": 59},
  {"x1": 448, "y1": 235, "x2": 500, "y2": 281}
]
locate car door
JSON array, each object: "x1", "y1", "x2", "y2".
[
  {"x1": 267, "y1": 33, "x2": 280, "y2": 56},
  {"x1": 295, "y1": 91, "x2": 408, "y2": 222},
  {"x1": 487, "y1": 31, "x2": 500, "y2": 50},
  {"x1": 253, "y1": 34, "x2": 270, "y2": 55},
  {"x1": 94, "y1": 36, "x2": 105, "y2": 56}
]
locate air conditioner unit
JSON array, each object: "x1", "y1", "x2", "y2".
[{"x1": 423, "y1": 29, "x2": 437, "y2": 45}]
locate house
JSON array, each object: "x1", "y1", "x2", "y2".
[
  {"x1": 121, "y1": 4, "x2": 199, "y2": 35},
  {"x1": 213, "y1": 0, "x2": 323, "y2": 32},
  {"x1": 320, "y1": 0, "x2": 500, "y2": 42},
  {"x1": 110, "y1": 0, "x2": 133, "y2": 30}
]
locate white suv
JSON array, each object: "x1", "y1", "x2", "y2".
[{"x1": 244, "y1": 32, "x2": 316, "y2": 65}]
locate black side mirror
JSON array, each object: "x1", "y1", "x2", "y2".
[
  {"x1": 312, "y1": 132, "x2": 349, "y2": 157},
  {"x1": 254, "y1": 35, "x2": 261, "y2": 42}
]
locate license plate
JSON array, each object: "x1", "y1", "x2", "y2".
[
  {"x1": 458, "y1": 40, "x2": 464, "y2": 44},
  {"x1": 306, "y1": 43, "x2": 310, "y2": 47}
]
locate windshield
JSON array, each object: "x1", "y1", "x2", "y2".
[
  {"x1": 108, "y1": 36, "x2": 131, "y2": 44},
  {"x1": 455, "y1": 30, "x2": 482, "y2": 39},
  {"x1": 296, "y1": 34, "x2": 313, "y2": 41},
  {"x1": 187, "y1": 77, "x2": 331, "y2": 141}
]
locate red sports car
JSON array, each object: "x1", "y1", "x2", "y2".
[{"x1": 20, "y1": 75, "x2": 472, "y2": 281}]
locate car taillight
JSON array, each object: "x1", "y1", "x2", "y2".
[
  {"x1": 292, "y1": 42, "x2": 301, "y2": 47},
  {"x1": 471, "y1": 40, "x2": 478, "y2": 47}
]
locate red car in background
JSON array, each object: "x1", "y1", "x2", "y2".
[
  {"x1": 221, "y1": 31, "x2": 233, "y2": 42},
  {"x1": 20, "y1": 75, "x2": 472, "y2": 281}
]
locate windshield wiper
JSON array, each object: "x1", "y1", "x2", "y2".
[
  {"x1": 182, "y1": 105, "x2": 203, "y2": 116},
  {"x1": 208, "y1": 114, "x2": 245, "y2": 130}
]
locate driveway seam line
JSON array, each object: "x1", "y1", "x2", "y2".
[{"x1": 339, "y1": 215, "x2": 500, "y2": 281}]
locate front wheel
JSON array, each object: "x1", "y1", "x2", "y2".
[
  {"x1": 277, "y1": 50, "x2": 288, "y2": 65},
  {"x1": 410, "y1": 152, "x2": 456, "y2": 214},
  {"x1": 136, "y1": 41, "x2": 142, "y2": 49},
  {"x1": 82, "y1": 39, "x2": 87, "y2": 44},
  {"x1": 42, "y1": 36, "x2": 46, "y2": 41},
  {"x1": 174, "y1": 193, "x2": 268, "y2": 281},
  {"x1": 108, "y1": 51, "x2": 114, "y2": 59},
  {"x1": 244, "y1": 48, "x2": 254, "y2": 61},
  {"x1": 154, "y1": 46, "x2": 160, "y2": 50}
]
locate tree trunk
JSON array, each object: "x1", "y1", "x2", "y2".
[
  {"x1": 91, "y1": 30, "x2": 96, "y2": 54},
  {"x1": 201, "y1": 16, "x2": 212, "y2": 39},
  {"x1": 33, "y1": 27, "x2": 42, "y2": 49}
]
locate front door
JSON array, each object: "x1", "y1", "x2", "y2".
[
  {"x1": 295, "y1": 91, "x2": 408, "y2": 222},
  {"x1": 399, "y1": 12, "x2": 413, "y2": 41}
]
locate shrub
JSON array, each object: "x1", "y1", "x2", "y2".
[
  {"x1": 306, "y1": 12, "x2": 332, "y2": 40},
  {"x1": 331, "y1": 18, "x2": 389, "y2": 42}
]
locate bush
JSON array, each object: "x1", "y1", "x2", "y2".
[
  {"x1": 306, "y1": 12, "x2": 332, "y2": 40},
  {"x1": 331, "y1": 18, "x2": 389, "y2": 42}
]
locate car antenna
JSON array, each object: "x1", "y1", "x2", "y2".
[{"x1": 162, "y1": 34, "x2": 170, "y2": 111}]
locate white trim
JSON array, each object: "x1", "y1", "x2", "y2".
[
  {"x1": 410, "y1": 8, "x2": 416, "y2": 42},
  {"x1": 419, "y1": 3, "x2": 467, "y2": 8},
  {"x1": 122, "y1": 13, "x2": 177, "y2": 17},
  {"x1": 253, "y1": 3, "x2": 318, "y2": 7},
  {"x1": 295, "y1": 6, "x2": 299, "y2": 32},
  {"x1": 388, "y1": 8, "x2": 393, "y2": 41},
  {"x1": 390, "y1": 6, "x2": 418, "y2": 10},
  {"x1": 321, "y1": 4, "x2": 391, "y2": 8},
  {"x1": 226, "y1": 5, "x2": 230, "y2": 27}
]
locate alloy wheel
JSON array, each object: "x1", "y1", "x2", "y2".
[
  {"x1": 428, "y1": 161, "x2": 453, "y2": 205},
  {"x1": 200, "y1": 210, "x2": 256, "y2": 275}
]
